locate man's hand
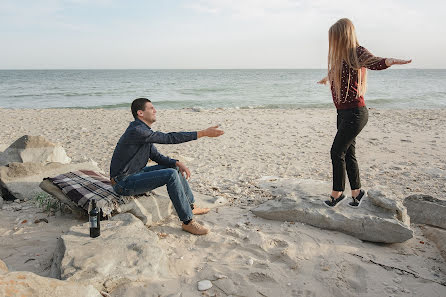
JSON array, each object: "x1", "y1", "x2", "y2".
[
  {"x1": 176, "y1": 161, "x2": 191, "y2": 179},
  {"x1": 197, "y1": 125, "x2": 224, "y2": 138}
]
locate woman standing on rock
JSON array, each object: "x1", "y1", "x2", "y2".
[{"x1": 318, "y1": 18, "x2": 411, "y2": 207}]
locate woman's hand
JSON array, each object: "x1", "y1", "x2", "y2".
[
  {"x1": 317, "y1": 76, "x2": 329, "y2": 85},
  {"x1": 385, "y1": 58, "x2": 412, "y2": 67}
]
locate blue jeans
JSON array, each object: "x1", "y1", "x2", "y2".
[{"x1": 112, "y1": 165, "x2": 194, "y2": 222}]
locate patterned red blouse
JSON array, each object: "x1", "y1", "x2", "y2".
[{"x1": 331, "y1": 46, "x2": 388, "y2": 110}]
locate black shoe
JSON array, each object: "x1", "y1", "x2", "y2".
[
  {"x1": 324, "y1": 194, "x2": 345, "y2": 208},
  {"x1": 348, "y1": 189, "x2": 365, "y2": 207}
]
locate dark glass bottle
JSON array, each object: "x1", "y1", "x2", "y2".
[{"x1": 89, "y1": 199, "x2": 100, "y2": 238}]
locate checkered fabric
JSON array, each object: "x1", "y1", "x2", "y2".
[{"x1": 46, "y1": 170, "x2": 128, "y2": 216}]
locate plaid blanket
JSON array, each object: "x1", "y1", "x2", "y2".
[{"x1": 46, "y1": 170, "x2": 129, "y2": 216}]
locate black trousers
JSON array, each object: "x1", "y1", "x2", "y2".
[{"x1": 331, "y1": 106, "x2": 368, "y2": 192}]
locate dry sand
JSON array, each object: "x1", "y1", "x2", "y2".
[{"x1": 1, "y1": 107, "x2": 446, "y2": 296}]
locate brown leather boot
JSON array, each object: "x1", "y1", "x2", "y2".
[
  {"x1": 182, "y1": 220, "x2": 209, "y2": 235},
  {"x1": 192, "y1": 206, "x2": 210, "y2": 215}
]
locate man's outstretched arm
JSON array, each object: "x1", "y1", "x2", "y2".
[{"x1": 134, "y1": 125, "x2": 223, "y2": 144}]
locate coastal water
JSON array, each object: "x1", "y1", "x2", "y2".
[{"x1": 0, "y1": 69, "x2": 445, "y2": 110}]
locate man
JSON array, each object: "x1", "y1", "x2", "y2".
[{"x1": 110, "y1": 98, "x2": 224, "y2": 235}]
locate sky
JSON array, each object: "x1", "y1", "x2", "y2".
[{"x1": 0, "y1": 0, "x2": 445, "y2": 69}]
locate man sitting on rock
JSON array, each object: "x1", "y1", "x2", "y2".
[{"x1": 110, "y1": 98, "x2": 224, "y2": 235}]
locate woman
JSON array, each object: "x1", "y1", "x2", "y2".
[{"x1": 318, "y1": 18, "x2": 411, "y2": 207}]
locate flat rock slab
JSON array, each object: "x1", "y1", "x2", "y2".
[
  {"x1": 422, "y1": 226, "x2": 446, "y2": 262},
  {"x1": 251, "y1": 177, "x2": 413, "y2": 243},
  {"x1": 1, "y1": 160, "x2": 101, "y2": 201},
  {"x1": 404, "y1": 194, "x2": 446, "y2": 229},
  {"x1": 50, "y1": 213, "x2": 169, "y2": 292},
  {"x1": 0, "y1": 271, "x2": 101, "y2": 297}
]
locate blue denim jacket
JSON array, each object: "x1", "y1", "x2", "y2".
[{"x1": 110, "y1": 119, "x2": 197, "y2": 179}]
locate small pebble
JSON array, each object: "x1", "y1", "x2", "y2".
[
  {"x1": 197, "y1": 280, "x2": 212, "y2": 291},
  {"x1": 214, "y1": 274, "x2": 228, "y2": 279}
]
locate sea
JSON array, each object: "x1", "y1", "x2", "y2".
[{"x1": 0, "y1": 69, "x2": 445, "y2": 110}]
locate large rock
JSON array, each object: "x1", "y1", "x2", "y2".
[
  {"x1": 251, "y1": 178, "x2": 413, "y2": 243},
  {"x1": 116, "y1": 186, "x2": 226, "y2": 226},
  {"x1": 113, "y1": 189, "x2": 174, "y2": 226},
  {"x1": 0, "y1": 160, "x2": 101, "y2": 201},
  {"x1": 422, "y1": 226, "x2": 446, "y2": 261},
  {"x1": 403, "y1": 194, "x2": 446, "y2": 229},
  {"x1": 0, "y1": 271, "x2": 101, "y2": 297},
  {"x1": 129, "y1": 187, "x2": 227, "y2": 224},
  {"x1": 0, "y1": 135, "x2": 71, "y2": 166},
  {"x1": 40, "y1": 178, "x2": 227, "y2": 225},
  {"x1": 50, "y1": 213, "x2": 170, "y2": 292},
  {"x1": 0, "y1": 260, "x2": 100, "y2": 297},
  {"x1": 39, "y1": 178, "x2": 174, "y2": 222}
]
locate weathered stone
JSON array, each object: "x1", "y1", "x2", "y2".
[
  {"x1": 198, "y1": 280, "x2": 213, "y2": 291},
  {"x1": 116, "y1": 187, "x2": 226, "y2": 226},
  {"x1": 0, "y1": 271, "x2": 101, "y2": 297},
  {"x1": 50, "y1": 213, "x2": 170, "y2": 292},
  {"x1": 0, "y1": 160, "x2": 101, "y2": 201},
  {"x1": 0, "y1": 135, "x2": 71, "y2": 166},
  {"x1": 368, "y1": 189, "x2": 409, "y2": 225},
  {"x1": 114, "y1": 189, "x2": 174, "y2": 226},
  {"x1": 0, "y1": 194, "x2": 3, "y2": 209},
  {"x1": 0, "y1": 259, "x2": 8, "y2": 275},
  {"x1": 422, "y1": 226, "x2": 446, "y2": 261},
  {"x1": 403, "y1": 194, "x2": 446, "y2": 229},
  {"x1": 0, "y1": 143, "x2": 7, "y2": 153},
  {"x1": 251, "y1": 178, "x2": 413, "y2": 243}
]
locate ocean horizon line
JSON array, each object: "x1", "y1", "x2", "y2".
[
  {"x1": 1, "y1": 69, "x2": 444, "y2": 110},
  {"x1": 0, "y1": 67, "x2": 437, "y2": 71}
]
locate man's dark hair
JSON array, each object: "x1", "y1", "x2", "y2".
[{"x1": 131, "y1": 98, "x2": 151, "y2": 119}]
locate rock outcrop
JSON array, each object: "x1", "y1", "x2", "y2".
[
  {"x1": 251, "y1": 178, "x2": 413, "y2": 243},
  {"x1": 0, "y1": 259, "x2": 101, "y2": 297},
  {"x1": 422, "y1": 226, "x2": 446, "y2": 262},
  {"x1": 0, "y1": 160, "x2": 101, "y2": 201},
  {"x1": 0, "y1": 135, "x2": 71, "y2": 166},
  {"x1": 403, "y1": 194, "x2": 446, "y2": 229},
  {"x1": 50, "y1": 213, "x2": 170, "y2": 292}
]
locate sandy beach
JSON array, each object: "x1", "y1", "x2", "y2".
[{"x1": 1, "y1": 107, "x2": 446, "y2": 296}]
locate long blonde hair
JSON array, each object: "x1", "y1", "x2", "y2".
[{"x1": 328, "y1": 18, "x2": 380, "y2": 103}]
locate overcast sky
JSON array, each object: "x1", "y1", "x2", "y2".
[{"x1": 0, "y1": 0, "x2": 444, "y2": 69}]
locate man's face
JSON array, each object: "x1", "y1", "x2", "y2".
[{"x1": 138, "y1": 102, "x2": 157, "y2": 125}]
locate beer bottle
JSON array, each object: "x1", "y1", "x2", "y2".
[{"x1": 89, "y1": 199, "x2": 100, "y2": 238}]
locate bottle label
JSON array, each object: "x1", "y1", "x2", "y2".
[{"x1": 90, "y1": 216, "x2": 98, "y2": 228}]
